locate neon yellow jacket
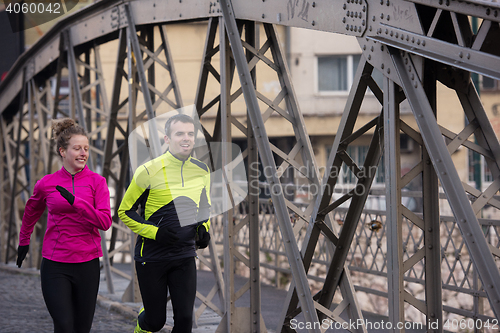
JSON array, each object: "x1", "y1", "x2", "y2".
[{"x1": 118, "y1": 151, "x2": 210, "y2": 262}]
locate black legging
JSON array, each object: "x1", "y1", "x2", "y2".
[
  {"x1": 40, "y1": 258, "x2": 100, "y2": 333},
  {"x1": 136, "y1": 256, "x2": 197, "y2": 333}
]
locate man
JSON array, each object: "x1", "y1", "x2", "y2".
[{"x1": 118, "y1": 114, "x2": 211, "y2": 333}]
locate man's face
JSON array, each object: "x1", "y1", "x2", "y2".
[{"x1": 165, "y1": 121, "x2": 195, "y2": 159}]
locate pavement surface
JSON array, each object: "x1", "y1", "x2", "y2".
[{"x1": 0, "y1": 262, "x2": 428, "y2": 332}]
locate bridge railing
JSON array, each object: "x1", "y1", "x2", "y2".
[{"x1": 209, "y1": 189, "x2": 500, "y2": 326}]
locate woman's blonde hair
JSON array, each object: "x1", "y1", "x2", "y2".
[{"x1": 51, "y1": 118, "x2": 87, "y2": 157}]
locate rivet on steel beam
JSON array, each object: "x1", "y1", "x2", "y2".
[
  {"x1": 372, "y1": 15, "x2": 376, "y2": 21},
  {"x1": 441, "y1": 171, "x2": 446, "y2": 175},
  {"x1": 385, "y1": 29, "x2": 388, "y2": 34},
  {"x1": 370, "y1": 46, "x2": 374, "y2": 51},
  {"x1": 414, "y1": 82, "x2": 418, "y2": 88},
  {"x1": 363, "y1": 45, "x2": 367, "y2": 50},
  {"x1": 312, "y1": 21, "x2": 316, "y2": 26},
  {"x1": 368, "y1": 54, "x2": 371, "y2": 60},
  {"x1": 312, "y1": 2, "x2": 316, "y2": 7},
  {"x1": 395, "y1": 32, "x2": 399, "y2": 38},
  {"x1": 428, "y1": 227, "x2": 432, "y2": 232},
  {"x1": 363, "y1": 6, "x2": 366, "y2": 12},
  {"x1": 486, "y1": 8, "x2": 491, "y2": 15},
  {"x1": 343, "y1": 17, "x2": 346, "y2": 23},
  {"x1": 411, "y1": 36, "x2": 415, "y2": 43},
  {"x1": 346, "y1": 24, "x2": 350, "y2": 30},
  {"x1": 387, "y1": 68, "x2": 390, "y2": 74},
  {"x1": 466, "y1": 53, "x2": 471, "y2": 59},
  {"x1": 262, "y1": 14, "x2": 265, "y2": 18},
  {"x1": 390, "y1": 31, "x2": 393, "y2": 36},
  {"x1": 381, "y1": 45, "x2": 384, "y2": 51},
  {"x1": 386, "y1": 0, "x2": 390, "y2": 5},
  {"x1": 380, "y1": 0, "x2": 383, "y2": 4},
  {"x1": 417, "y1": 39, "x2": 421, "y2": 45},
  {"x1": 355, "y1": 12, "x2": 358, "y2": 18},
  {"x1": 369, "y1": 26, "x2": 372, "y2": 31},
  {"x1": 428, "y1": 245, "x2": 433, "y2": 249},
  {"x1": 381, "y1": 63, "x2": 385, "y2": 69},
  {"x1": 405, "y1": 58, "x2": 408, "y2": 64},
  {"x1": 380, "y1": 13, "x2": 384, "y2": 19},
  {"x1": 459, "y1": 52, "x2": 463, "y2": 58},
  {"x1": 422, "y1": 40, "x2": 426, "y2": 46},
  {"x1": 343, "y1": 4, "x2": 347, "y2": 9},
  {"x1": 387, "y1": 15, "x2": 390, "y2": 21}
]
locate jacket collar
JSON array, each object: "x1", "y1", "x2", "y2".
[
  {"x1": 165, "y1": 150, "x2": 191, "y2": 164},
  {"x1": 61, "y1": 165, "x2": 89, "y2": 177}
]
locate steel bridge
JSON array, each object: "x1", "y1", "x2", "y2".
[{"x1": 1, "y1": 0, "x2": 500, "y2": 332}]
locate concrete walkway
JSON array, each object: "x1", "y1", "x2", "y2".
[{"x1": 1, "y1": 262, "x2": 428, "y2": 332}]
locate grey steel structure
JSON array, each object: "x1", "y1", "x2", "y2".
[{"x1": 0, "y1": 0, "x2": 499, "y2": 332}]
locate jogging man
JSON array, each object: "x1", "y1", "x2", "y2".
[{"x1": 118, "y1": 114, "x2": 211, "y2": 333}]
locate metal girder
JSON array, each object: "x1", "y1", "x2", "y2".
[
  {"x1": 391, "y1": 47, "x2": 500, "y2": 319},
  {"x1": 220, "y1": 0, "x2": 320, "y2": 328}
]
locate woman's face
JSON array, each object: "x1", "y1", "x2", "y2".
[{"x1": 59, "y1": 135, "x2": 89, "y2": 174}]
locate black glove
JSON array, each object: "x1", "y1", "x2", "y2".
[
  {"x1": 196, "y1": 225, "x2": 210, "y2": 249},
  {"x1": 56, "y1": 185, "x2": 75, "y2": 205},
  {"x1": 155, "y1": 225, "x2": 179, "y2": 245},
  {"x1": 16, "y1": 245, "x2": 29, "y2": 268}
]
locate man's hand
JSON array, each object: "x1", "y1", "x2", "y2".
[
  {"x1": 56, "y1": 185, "x2": 75, "y2": 205},
  {"x1": 16, "y1": 245, "x2": 29, "y2": 268},
  {"x1": 196, "y1": 225, "x2": 210, "y2": 249},
  {"x1": 155, "y1": 225, "x2": 179, "y2": 245}
]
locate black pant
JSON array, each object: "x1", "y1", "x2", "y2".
[
  {"x1": 136, "y1": 256, "x2": 197, "y2": 333},
  {"x1": 40, "y1": 258, "x2": 100, "y2": 333}
]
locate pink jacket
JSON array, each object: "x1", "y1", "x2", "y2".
[{"x1": 19, "y1": 166, "x2": 112, "y2": 263}]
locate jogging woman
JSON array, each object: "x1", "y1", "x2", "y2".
[{"x1": 16, "y1": 118, "x2": 113, "y2": 333}]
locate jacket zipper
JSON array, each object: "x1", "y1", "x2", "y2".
[
  {"x1": 181, "y1": 160, "x2": 185, "y2": 187},
  {"x1": 72, "y1": 174, "x2": 75, "y2": 194}
]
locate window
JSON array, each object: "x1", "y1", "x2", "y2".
[
  {"x1": 318, "y1": 54, "x2": 384, "y2": 94},
  {"x1": 482, "y1": 75, "x2": 500, "y2": 91},
  {"x1": 468, "y1": 150, "x2": 493, "y2": 188},
  {"x1": 318, "y1": 54, "x2": 361, "y2": 93}
]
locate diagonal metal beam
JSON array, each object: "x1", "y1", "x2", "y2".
[
  {"x1": 220, "y1": 0, "x2": 320, "y2": 329},
  {"x1": 390, "y1": 46, "x2": 500, "y2": 318}
]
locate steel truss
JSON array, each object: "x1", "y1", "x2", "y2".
[{"x1": 0, "y1": 0, "x2": 500, "y2": 332}]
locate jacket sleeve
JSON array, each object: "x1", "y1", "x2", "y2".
[
  {"x1": 117, "y1": 166, "x2": 158, "y2": 240},
  {"x1": 197, "y1": 170, "x2": 211, "y2": 232},
  {"x1": 72, "y1": 176, "x2": 112, "y2": 231},
  {"x1": 19, "y1": 179, "x2": 47, "y2": 246}
]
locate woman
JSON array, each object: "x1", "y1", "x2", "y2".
[{"x1": 16, "y1": 118, "x2": 112, "y2": 333}]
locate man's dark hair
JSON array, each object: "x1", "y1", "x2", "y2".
[{"x1": 164, "y1": 114, "x2": 195, "y2": 137}]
